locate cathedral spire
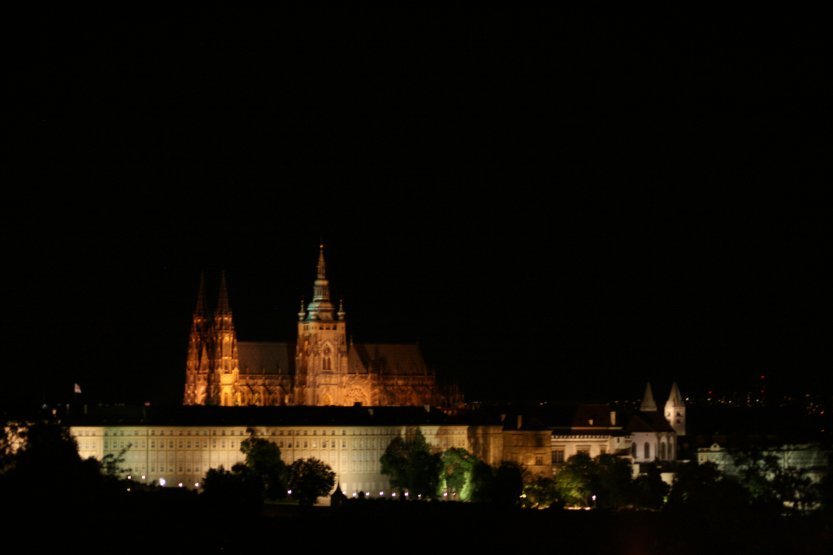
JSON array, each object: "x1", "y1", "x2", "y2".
[
  {"x1": 317, "y1": 241, "x2": 327, "y2": 279},
  {"x1": 217, "y1": 270, "x2": 231, "y2": 315},
  {"x1": 305, "y1": 243, "x2": 335, "y2": 321},
  {"x1": 194, "y1": 271, "x2": 208, "y2": 318},
  {"x1": 640, "y1": 382, "x2": 657, "y2": 412}
]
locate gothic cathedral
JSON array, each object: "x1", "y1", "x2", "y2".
[{"x1": 183, "y1": 244, "x2": 457, "y2": 407}]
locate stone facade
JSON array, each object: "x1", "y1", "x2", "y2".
[{"x1": 70, "y1": 407, "x2": 534, "y2": 496}]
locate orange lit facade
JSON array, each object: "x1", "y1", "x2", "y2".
[{"x1": 183, "y1": 245, "x2": 459, "y2": 408}]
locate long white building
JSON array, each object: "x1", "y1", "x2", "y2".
[{"x1": 70, "y1": 405, "x2": 551, "y2": 497}]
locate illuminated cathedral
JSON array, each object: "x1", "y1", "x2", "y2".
[{"x1": 183, "y1": 244, "x2": 457, "y2": 407}]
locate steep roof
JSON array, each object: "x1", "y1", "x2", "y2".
[
  {"x1": 626, "y1": 411, "x2": 675, "y2": 434},
  {"x1": 238, "y1": 342, "x2": 295, "y2": 375},
  {"x1": 350, "y1": 343, "x2": 431, "y2": 376}
]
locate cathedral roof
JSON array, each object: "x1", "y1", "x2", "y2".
[
  {"x1": 238, "y1": 342, "x2": 296, "y2": 375},
  {"x1": 625, "y1": 411, "x2": 675, "y2": 434},
  {"x1": 350, "y1": 343, "x2": 431, "y2": 376},
  {"x1": 234, "y1": 341, "x2": 432, "y2": 378}
]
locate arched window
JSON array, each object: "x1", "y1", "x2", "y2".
[
  {"x1": 644, "y1": 442, "x2": 650, "y2": 460},
  {"x1": 631, "y1": 443, "x2": 636, "y2": 458},
  {"x1": 323, "y1": 345, "x2": 332, "y2": 370},
  {"x1": 659, "y1": 441, "x2": 666, "y2": 460}
]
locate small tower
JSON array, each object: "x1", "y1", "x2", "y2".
[
  {"x1": 664, "y1": 381, "x2": 686, "y2": 436},
  {"x1": 640, "y1": 382, "x2": 657, "y2": 412}
]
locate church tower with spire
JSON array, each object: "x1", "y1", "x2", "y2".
[
  {"x1": 294, "y1": 243, "x2": 351, "y2": 406},
  {"x1": 664, "y1": 381, "x2": 686, "y2": 436},
  {"x1": 183, "y1": 273, "x2": 211, "y2": 405},
  {"x1": 182, "y1": 272, "x2": 241, "y2": 406}
]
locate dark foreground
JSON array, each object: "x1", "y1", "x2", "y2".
[{"x1": 6, "y1": 493, "x2": 832, "y2": 555}]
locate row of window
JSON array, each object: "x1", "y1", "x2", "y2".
[{"x1": 83, "y1": 427, "x2": 432, "y2": 437}]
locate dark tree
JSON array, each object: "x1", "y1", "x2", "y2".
[
  {"x1": 667, "y1": 460, "x2": 750, "y2": 515},
  {"x1": 380, "y1": 428, "x2": 442, "y2": 499},
  {"x1": 632, "y1": 464, "x2": 669, "y2": 510},
  {"x1": 594, "y1": 453, "x2": 635, "y2": 509},
  {"x1": 288, "y1": 457, "x2": 336, "y2": 506},
  {"x1": 493, "y1": 460, "x2": 525, "y2": 507},
  {"x1": 201, "y1": 463, "x2": 264, "y2": 513},
  {"x1": 240, "y1": 429, "x2": 288, "y2": 500},
  {"x1": 469, "y1": 459, "x2": 496, "y2": 503},
  {"x1": 731, "y1": 448, "x2": 822, "y2": 515}
]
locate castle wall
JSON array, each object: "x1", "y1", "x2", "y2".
[{"x1": 72, "y1": 423, "x2": 502, "y2": 497}]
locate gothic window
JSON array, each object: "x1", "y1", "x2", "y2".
[
  {"x1": 323, "y1": 345, "x2": 332, "y2": 370},
  {"x1": 631, "y1": 443, "x2": 637, "y2": 458},
  {"x1": 659, "y1": 442, "x2": 666, "y2": 460},
  {"x1": 644, "y1": 442, "x2": 650, "y2": 460}
]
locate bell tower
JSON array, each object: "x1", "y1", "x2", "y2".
[
  {"x1": 294, "y1": 243, "x2": 348, "y2": 405},
  {"x1": 664, "y1": 381, "x2": 686, "y2": 436}
]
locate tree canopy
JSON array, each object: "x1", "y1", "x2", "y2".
[
  {"x1": 380, "y1": 428, "x2": 442, "y2": 499},
  {"x1": 241, "y1": 429, "x2": 287, "y2": 500},
  {"x1": 288, "y1": 457, "x2": 336, "y2": 506}
]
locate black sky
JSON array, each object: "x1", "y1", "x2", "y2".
[{"x1": 4, "y1": 7, "x2": 830, "y2": 409}]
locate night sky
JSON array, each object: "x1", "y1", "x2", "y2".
[{"x1": 5, "y1": 8, "x2": 829, "y2": 409}]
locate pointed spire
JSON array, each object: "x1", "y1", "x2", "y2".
[
  {"x1": 305, "y1": 242, "x2": 335, "y2": 321},
  {"x1": 640, "y1": 382, "x2": 657, "y2": 412},
  {"x1": 194, "y1": 272, "x2": 208, "y2": 316},
  {"x1": 216, "y1": 270, "x2": 231, "y2": 314},
  {"x1": 316, "y1": 241, "x2": 327, "y2": 279},
  {"x1": 337, "y1": 298, "x2": 346, "y2": 321},
  {"x1": 297, "y1": 298, "x2": 306, "y2": 321},
  {"x1": 667, "y1": 381, "x2": 683, "y2": 406}
]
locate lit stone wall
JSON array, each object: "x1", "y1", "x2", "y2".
[
  {"x1": 72, "y1": 423, "x2": 513, "y2": 497},
  {"x1": 551, "y1": 434, "x2": 624, "y2": 468},
  {"x1": 502, "y1": 429, "x2": 553, "y2": 477},
  {"x1": 629, "y1": 431, "x2": 676, "y2": 463}
]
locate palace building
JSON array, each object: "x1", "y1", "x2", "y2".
[{"x1": 182, "y1": 244, "x2": 458, "y2": 408}]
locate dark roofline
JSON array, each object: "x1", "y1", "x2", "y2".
[{"x1": 64, "y1": 404, "x2": 498, "y2": 427}]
